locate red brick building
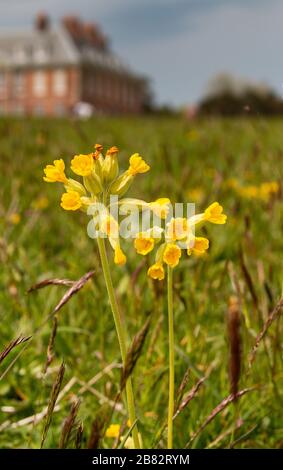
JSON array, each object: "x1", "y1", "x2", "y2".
[{"x1": 0, "y1": 14, "x2": 150, "y2": 116}]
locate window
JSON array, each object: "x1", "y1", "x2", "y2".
[
  {"x1": 13, "y1": 71, "x2": 24, "y2": 96},
  {"x1": 33, "y1": 71, "x2": 47, "y2": 97},
  {"x1": 53, "y1": 70, "x2": 67, "y2": 97}
]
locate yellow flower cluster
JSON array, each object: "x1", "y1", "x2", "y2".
[
  {"x1": 43, "y1": 145, "x2": 163, "y2": 266},
  {"x1": 134, "y1": 202, "x2": 227, "y2": 281},
  {"x1": 226, "y1": 179, "x2": 279, "y2": 202}
]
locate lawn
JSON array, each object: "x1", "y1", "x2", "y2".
[{"x1": 0, "y1": 116, "x2": 282, "y2": 448}]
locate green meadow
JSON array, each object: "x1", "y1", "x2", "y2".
[{"x1": 0, "y1": 116, "x2": 282, "y2": 448}]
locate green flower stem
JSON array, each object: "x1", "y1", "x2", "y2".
[
  {"x1": 167, "y1": 265, "x2": 174, "y2": 449},
  {"x1": 96, "y1": 235, "x2": 140, "y2": 449}
]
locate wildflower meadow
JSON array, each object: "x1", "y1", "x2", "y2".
[{"x1": 0, "y1": 116, "x2": 282, "y2": 450}]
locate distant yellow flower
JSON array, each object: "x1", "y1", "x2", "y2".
[
  {"x1": 239, "y1": 185, "x2": 258, "y2": 199},
  {"x1": 32, "y1": 196, "x2": 49, "y2": 210},
  {"x1": 259, "y1": 182, "x2": 279, "y2": 201},
  {"x1": 43, "y1": 159, "x2": 67, "y2": 183},
  {"x1": 147, "y1": 263, "x2": 165, "y2": 281},
  {"x1": 8, "y1": 212, "x2": 21, "y2": 225},
  {"x1": 187, "y1": 187, "x2": 204, "y2": 203},
  {"x1": 114, "y1": 245, "x2": 127, "y2": 266},
  {"x1": 163, "y1": 243, "x2": 181, "y2": 268},
  {"x1": 234, "y1": 181, "x2": 279, "y2": 202},
  {"x1": 187, "y1": 237, "x2": 209, "y2": 256},
  {"x1": 149, "y1": 198, "x2": 171, "y2": 219},
  {"x1": 105, "y1": 424, "x2": 120, "y2": 438},
  {"x1": 60, "y1": 190, "x2": 82, "y2": 211},
  {"x1": 187, "y1": 129, "x2": 199, "y2": 142},
  {"x1": 127, "y1": 153, "x2": 150, "y2": 176},
  {"x1": 71, "y1": 154, "x2": 94, "y2": 176},
  {"x1": 225, "y1": 178, "x2": 239, "y2": 189},
  {"x1": 134, "y1": 234, "x2": 155, "y2": 255},
  {"x1": 166, "y1": 218, "x2": 189, "y2": 241},
  {"x1": 204, "y1": 202, "x2": 227, "y2": 224}
]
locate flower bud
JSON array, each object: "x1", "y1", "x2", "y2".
[
  {"x1": 64, "y1": 178, "x2": 86, "y2": 196},
  {"x1": 109, "y1": 173, "x2": 133, "y2": 196},
  {"x1": 83, "y1": 173, "x2": 103, "y2": 195},
  {"x1": 102, "y1": 147, "x2": 119, "y2": 183}
]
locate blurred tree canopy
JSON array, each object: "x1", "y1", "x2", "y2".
[{"x1": 198, "y1": 73, "x2": 283, "y2": 116}]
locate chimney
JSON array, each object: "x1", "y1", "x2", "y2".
[
  {"x1": 62, "y1": 16, "x2": 82, "y2": 39},
  {"x1": 35, "y1": 13, "x2": 50, "y2": 32},
  {"x1": 82, "y1": 22, "x2": 108, "y2": 50}
]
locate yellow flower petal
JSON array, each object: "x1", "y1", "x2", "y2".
[
  {"x1": 71, "y1": 154, "x2": 94, "y2": 176},
  {"x1": 114, "y1": 245, "x2": 127, "y2": 266},
  {"x1": 163, "y1": 243, "x2": 181, "y2": 268},
  {"x1": 127, "y1": 153, "x2": 150, "y2": 176},
  {"x1": 100, "y1": 215, "x2": 119, "y2": 239},
  {"x1": 105, "y1": 424, "x2": 120, "y2": 438},
  {"x1": 204, "y1": 202, "x2": 227, "y2": 224},
  {"x1": 43, "y1": 159, "x2": 67, "y2": 183},
  {"x1": 8, "y1": 212, "x2": 21, "y2": 225},
  {"x1": 147, "y1": 263, "x2": 165, "y2": 281},
  {"x1": 60, "y1": 190, "x2": 82, "y2": 211},
  {"x1": 187, "y1": 237, "x2": 209, "y2": 256},
  {"x1": 134, "y1": 234, "x2": 155, "y2": 255}
]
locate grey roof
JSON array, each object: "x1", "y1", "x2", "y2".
[{"x1": 0, "y1": 25, "x2": 142, "y2": 79}]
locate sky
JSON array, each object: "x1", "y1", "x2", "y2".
[{"x1": 0, "y1": 0, "x2": 282, "y2": 106}]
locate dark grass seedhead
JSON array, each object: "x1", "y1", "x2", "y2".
[
  {"x1": 59, "y1": 398, "x2": 81, "y2": 449},
  {"x1": 227, "y1": 295, "x2": 242, "y2": 400},
  {"x1": 120, "y1": 317, "x2": 151, "y2": 392}
]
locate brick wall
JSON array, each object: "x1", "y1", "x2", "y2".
[
  {"x1": 0, "y1": 67, "x2": 80, "y2": 116},
  {"x1": 81, "y1": 66, "x2": 146, "y2": 114}
]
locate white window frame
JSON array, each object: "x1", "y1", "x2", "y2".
[
  {"x1": 33, "y1": 70, "x2": 47, "y2": 97},
  {"x1": 53, "y1": 69, "x2": 67, "y2": 97}
]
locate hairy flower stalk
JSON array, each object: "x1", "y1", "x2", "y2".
[
  {"x1": 167, "y1": 266, "x2": 174, "y2": 449},
  {"x1": 96, "y1": 231, "x2": 140, "y2": 448},
  {"x1": 134, "y1": 202, "x2": 227, "y2": 448}
]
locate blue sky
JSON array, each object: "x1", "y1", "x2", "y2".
[{"x1": 0, "y1": 0, "x2": 282, "y2": 106}]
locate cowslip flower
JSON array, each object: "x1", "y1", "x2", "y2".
[
  {"x1": 163, "y1": 243, "x2": 182, "y2": 268},
  {"x1": 44, "y1": 144, "x2": 158, "y2": 449},
  {"x1": 127, "y1": 153, "x2": 150, "y2": 176},
  {"x1": 60, "y1": 190, "x2": 82, "y2": 211},
  {"x1": 71, "y1": 154, "x2": 94, "y2": 176},
  {"x1": 133, "y1": 202, "x2": 227, "y2": 280},
  {"x1": 147, "y1": 263, "x2": 165, "y2": 281},
  {"x1": 134, "y1": 200, "x2": 228, "y2": 449},
  {"x1": 43, "y1": 146, "x2": 154, "y2": 267},
  {"x1": 43, "y1": 159, "x2": 67, "y2": 183}
]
